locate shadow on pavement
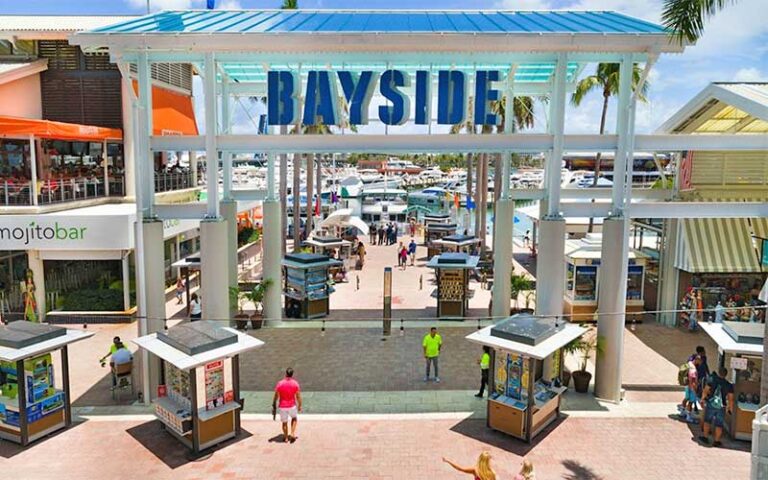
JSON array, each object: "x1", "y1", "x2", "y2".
[
  {"x1": 126, "y1": 420, "x2": 252, "y2": 469},
  {"x1": 561, "y1": 391, "x2": 610, "y2": 412},
  {"x1": 561, "y1": 459, "x2": 604, "y2": 480},
  {"x1": 0, "y1": 419, "x2": 86, "y2": 459},
  {"x1": 629, "y1": 323, "x2": 717, "y2": 374},
  {"x1": 667, "y1": 414, "x2": 751, "y2": 453},
  {"x1": 448, "y1": 415, "x2": 567, "y2": 455},
  {"x1": 73, "y1": 369, "x2": 137, "y2": 407}
]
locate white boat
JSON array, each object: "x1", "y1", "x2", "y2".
[
  {"x1": 407, "y1": 186, "x2": 450, "y2": 211},
  {"x1": 360, "y1": 188, "x2": 409, "y2": 223},
  {"x1": 338, "y1": 175, "x2": 364, "y2": 198}
]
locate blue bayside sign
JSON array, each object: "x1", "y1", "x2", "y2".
[{"x1": 268, "y1": 69, "x2": 505, "y2": 127}]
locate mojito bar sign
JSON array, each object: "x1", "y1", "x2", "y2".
[{"x1": 268, "y1": 69, "x2": 505, "y2": 127}]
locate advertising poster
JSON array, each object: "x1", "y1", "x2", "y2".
[{"x1": 204, "y1": 360, "x2": 225, "y2": 410}]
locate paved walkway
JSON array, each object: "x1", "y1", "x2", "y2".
[{"x1": 0, "y1": 415, "x2": 749, "y2": 480}]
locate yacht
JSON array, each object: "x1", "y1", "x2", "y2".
[
  {"x1": 407, "y1": 186, "x2": 450, "y2": 212},
  {"x1": 338, "y1": 174, "x2": 364, "y2": 198},
  {"x1": 384, "y1": 158, "x2": 422, "y2": 175},
  {"x1": 360, "y1": 188, "x2": 409, "y2": 223}
]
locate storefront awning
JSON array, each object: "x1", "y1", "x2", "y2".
[
  {"x1": 0, "y1": 115, "x2": 122, "y2": 141},
  {"x1": 675, "y1": 218, "x2": 762, "y2": 273},
  {"x1": 132, "y1": 81, "x2": 198, "y2": 136}
]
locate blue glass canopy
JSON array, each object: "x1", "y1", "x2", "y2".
[{"x1": 91, "y1": 10, "x2": 667, "y2": 35}]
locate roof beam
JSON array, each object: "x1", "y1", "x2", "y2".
[
  {"x1": 555, "y1": 201, "x2": 768, "y2": 219},
  {"x1": 726, "y1": 115, "x2": 758, "y2": 133}
]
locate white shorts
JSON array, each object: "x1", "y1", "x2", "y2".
[{"x1": 278, "y1": 406, "x2": 298, "y2": 423}]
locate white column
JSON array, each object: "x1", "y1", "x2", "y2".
[
  {"x1": 203, "y1": 53, "x2": 219, "y2": 218},
  {"x1": 122, "y1": 252, "x2": 131, "y2": 311},
  {"x1": 29, "y1": 135, "x2": 38, "y2": 206},
  {"x1": 121, "y1": 78, "x2": 136, "y2": 198},
  {"x1": 102, "y1": 139, "x2": 110, "y2": 196},
  {"x1": 27, "y1": 250, "x2": 46, "y2": 321},
  {"x1": 220, "y1": 200, "x2": 239, "y2": 303},
  {"x1": 137, "y1": 220, "x2": 165, "y2": 399},
  {"x1": 220, "y1": 74, "x2": 232, "y2": 200},
  {"x1": 189, "y1": 151, "x2": 198, "y2": 186},
  {"x1": 535, "y1": 219, "x2": 566, "y2": 319},
  {"x1": 658, "y1": 219, "x2": 680, "y2": 326},
  {"x1": 595, "y1": 55, "x2": 635, "y2": 403},
  {"x1": 594, "y1": 217, "x2": 630, "y2": 402},
  {"x1": 546, "y1": 53, "x2": 567, "y2": 216},
  {"x1": 137, "y1": 52, "x2": 154, "y2": 217},
  {"x1": 200, "y1": 219, "x2": 229, "y2": 321},
  {"x1": 491, "y1": 85, "x2": 514, "y2": 319},
  {"x1": 263, "y1": 151, "x2": 282, "y2": 321}
]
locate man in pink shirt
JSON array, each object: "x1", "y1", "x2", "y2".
[{"x1": 272, "y1": 367, "x2": 302, "y2": 443}]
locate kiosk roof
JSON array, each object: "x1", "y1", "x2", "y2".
[
  {"x1": 0, "y1": 325, "x2": 93, "y2": 362},
  {"x1": 700, "y1": 322, "x2": 763, "y2": 356},
  {"x1": 467, "y1": 323, "x2": 586, "y2": 360}
]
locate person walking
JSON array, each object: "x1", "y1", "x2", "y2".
[
  {"x1": 378, "y1": 225, "x2": 385, "y2": 245},
  {"x1": 678, "y1": 354, "x2": 701, "y2": 423},
  {"x1": 423, "y1": 327, "x2": 442, "y2": 382},
  {"x1": 357, "y1": 241, "x2": 366, "y2": 268},
  {"x1": 523, "y1": 230, "x2": 530, "y2": 247},
  {"x1": 442, "y1": 451, "x2": 496, "y2": 480},
  {"x1": 369, "y1": 223, "x2": 377, "y2": 244},
  {"x1": 175, "y1": 277, "x2": 185, "y2": 305},
  {"x1": 698, "y1": 366, "x2": 734, "y2": 447},
  {"x1": 475, "y1": 346, "x2": 491, "y2": 398},
  {"x1": 385, "y1": 224, "x2": 392, "y2": 246},
  {"x1": 189, "y1": 293, "x2": 202, "y2": 320},
  {"x1": 408, "y1": 238, "x2": 417, "y2": 266},
  {"x1": 272, "y1": 367, "x2": 303, "y2": 443},
  {"x1": 398, "y1": 244, "x2": 408, "y2": 270},
  {"x1": 689, "y1": 345, "x2": 710, "y2": 412},
  {"x1": 514, "y1": 459, "x2": 535, "y2": 480}
]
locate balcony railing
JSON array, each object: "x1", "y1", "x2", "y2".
[
  {"x1": 155, "y1": 171, "x2": 194, "y2": 193},
  {"x1": 1, "y1": 176, "x2": 125, "y2": 206}
]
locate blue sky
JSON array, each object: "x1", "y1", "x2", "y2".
[{"x1": 7, "y1": 0, "x2": 768, "y2": 134}]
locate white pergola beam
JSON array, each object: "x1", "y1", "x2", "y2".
[
  {"x1": 554, "y1": 201, "x2": 768, "y2": 219},
  {"x1": 509, "y1": 188, "x2": 674, "y2": 201},
  {"x1": 230, "y1": 188, "x2": 268, "y2": 202},
  {"x1": 149, "y1": 133, "x2": 768, "y2": 154},
  {"x1": 154, "y1": 203, "x2": 208, "y2": 220}
]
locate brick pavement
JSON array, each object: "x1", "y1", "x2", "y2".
[{"x1": 0, "y1": 415, "x2": 749, "y2": 480}]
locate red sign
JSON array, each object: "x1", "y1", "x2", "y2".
[
  {"x1": 224, "y1": 390, "x2": 234, "y2": 403},
  {"x1": 679, "y1": 151, "x2": 693, "y2": 191},
  {"x1": 205, "y1": 360, "x2": 224, "y2": 371},
  {"x1": 157, "y1": 385, "x2": 167, "y2": 397}
]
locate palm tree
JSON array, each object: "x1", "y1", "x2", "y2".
[
  {"x1": 571, "y1": 63, "x2": 649, "y2": 233},
  {"x1": 662, "y1": 0, "x2": 737, "y2": 44},
  {"x1": 280, "y1": 0, "x2": 298, "y2": 8}
]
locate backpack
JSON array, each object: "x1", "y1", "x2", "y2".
[
  {"x1": 709, "y1": 382, "x2": 724, "y2": 410},
  {"x1": 678, "y1": 363, "x2": 689, "y2": 386}
]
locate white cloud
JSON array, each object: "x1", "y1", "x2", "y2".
[
  {"x1": 732, "y1": 67, "x2": 766, "y2": 82},
  {"x1": 126, "y1": 0, "x2": 200, "y2": 11},
  {"x1": 217, "y1": 0, "x2": 242, "y2": 9}
]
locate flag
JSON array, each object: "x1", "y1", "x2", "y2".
[
  {"x1": 207, "y1": 0, "x2": 216, "y2": 9},
  {"x1": 454, "y1": 192, "x2": 460, "y2": 210},
  {"x1": 315, "y1": 196, "x2": 321, "y2": 216},
  {"x1": 466, "y1": 197, "x2": 475, "y2": 210}
]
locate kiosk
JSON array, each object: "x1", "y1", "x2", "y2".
[
  {"x1": 466, "y1": 314, "x2": 586, "y2": 442},
  {"x1": 563, "y1": 234, "x2": 647, "y2": 322},
  {"x1": 304, "y1": 236, "x2": 354, "y2": 260},
  {"x1": 282, "y1": 253, "x2": 342, "y2": 319},
  {"x1": 133, "y1": 321, "x2": 263, "y2": 453},
  {"x1": 700, "y1": 321, "x2": 763, "y2": 441},
  {"x1": 423, "y1": 213, "x2": 452, "y2": 227},
  {"x1": 425, "y1": 223, "x2": 458, "y2": 259},
  {"x1": 434, "y1": 234, "x2": 482, "y2": 255},
  {"x1": 0, "y1": 321, "x2": 92, "y2": 446},
  {"x1": 427, "y1": 252, "x2": 479, "y2": 318}
]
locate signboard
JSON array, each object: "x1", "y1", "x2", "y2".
[
  {"x1": 439, "y1": 269, "x2": 464, "y2": 301},
  {"x1": 268, "y1": 69, "x2": 504, "y2": 127},
  {"x1": 730, "y1": 357, "x2": 748, "y2": 370},
  {"x1": 0, "y1": 215, "x2": 133, "y2": 251},
  {"x1": 204, "y1": 360, "x2": 225, "y2": 410},
  {"x1": 761, "y1": 239, "x2": 768, "y2": 268}
]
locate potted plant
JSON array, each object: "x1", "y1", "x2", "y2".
[
  {"x1": 229, "y1": 286, "x2": 249, "y2": 330},
  {"x1": 565, "y1": 330, "x2": 603, "y2": 393},
  {"x1": 247, "y1": 279, "x2": 273, "y2": 330},
  {"x1": 510, "y1": 273, "x2": 534, "y2": 314}
]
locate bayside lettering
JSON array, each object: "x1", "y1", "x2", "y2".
[
  {"x1": 0, "y1": 222, "x2": 86, "y2": 246},
  {"x1": 268, "y1": 69, "x2": 503, "y2": 127}
]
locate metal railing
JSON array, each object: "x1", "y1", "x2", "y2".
[
  {"x1": 1, "y1": 176, "x2": 126, "y2": 206},
  {"x1": 155, "y1": 171, "x2": 194, "y2": 192}
]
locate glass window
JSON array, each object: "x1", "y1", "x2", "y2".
[
  {"x1": 574, "y1": 266, "x2": 598, "y2": 301},
  {"x1": 565, "y1": 262, "x2": 575, "y2": 296},
  {"x1": 627, "y1": 265, "x2": 644, "y2": 300},
  {"x1": 14, "y1": 40, "x2": 36, "y2": 56},
  {"x1": 0, "y1": 40, "x2": 12, "y2": 55}
]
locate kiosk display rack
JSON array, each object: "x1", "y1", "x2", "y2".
[
  {"x1": 433, "y1": 234, "x2": 482, "y2": 255},
  {"x1": 466, "y1": 314, "x2": 586, "y2": 442},
  {"x1": 426, "y1": 253, "x2": 479, "y2": 318},
  {"x1": 282, "y1": 253, "x2": 342, "y2": 319},
  {"x1": 425, "y1": 223, "x2": 458, "y2": 259},
  {"x1": 0, "y1": 321, "x2": 92, "y2": 446},
  {"x1": 133, "y1": 321, "x2": 264, "y2": 453},
  {"x1": 700, "y1": 321, "x2": 763, "y2": 441}
]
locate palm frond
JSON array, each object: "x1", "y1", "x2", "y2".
[{"x1": 662, "y1": 0, "x2": 735, "y2": 44}]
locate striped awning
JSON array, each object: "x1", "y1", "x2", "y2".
[
  {"x1": 675, "y1": 218, "x2": 762, "y2": 273},
  {"x1": 753, "y1": 217, "x2": 768, "y2": 240}
]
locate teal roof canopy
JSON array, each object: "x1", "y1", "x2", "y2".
[{"x1": 89, "y1": 10, "x2": 667, "y2": 35}]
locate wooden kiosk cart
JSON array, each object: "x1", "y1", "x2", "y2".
[
  {"x1": 423, "y1": 213, "x2": 452, "y2": 227},
  {"x1": 282, "y1": 253, "x2": 342, "y2": 319},
  {"x1": 133, "y1": 321, "x2": 264, "y2": 453},
  {"x1": 427, "y1": 252, "x2": 479, "y2": 318},
  {"x1": 434, "y1": 234, "x2": 482, "y2": 255},
  {"x1": 466, "y1": 314, "x2": 586, "y2": 442},
  {"x1": 304, "y1": 236, "x2": 354, "y2": 260},
  {"x1": 700, "y1": 321, "x2": 763, "y2": 441},
  {"x1": 0, "y1": 321, "x2": 92, "y2": 446},
  {"x1": 425, "y1": 223, "x2": 458, "y2": 259}
]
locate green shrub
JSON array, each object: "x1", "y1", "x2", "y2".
[{"x1": 61, "y1": 289, "x2": 124, "y2": 311}]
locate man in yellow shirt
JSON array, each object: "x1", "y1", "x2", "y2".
[
  {"x1": 422, "y1": 327, "x2": 442, "y2": 383},
  {"x1": 475, "y1": 346, "x2": 491, "y2": 398}
]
